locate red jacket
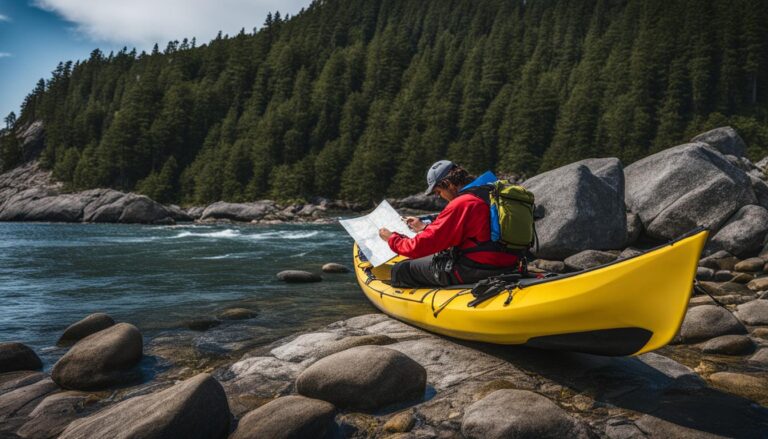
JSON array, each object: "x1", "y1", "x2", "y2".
[{"x1": 387, "y1": 193, "x2": 519, "y2": 267}]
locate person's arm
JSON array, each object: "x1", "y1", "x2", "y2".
[{"x1": 387, "y1": 202, "x2": 467, "y2": 259}]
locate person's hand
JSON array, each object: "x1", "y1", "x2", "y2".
[
  {"x1": 404, "y1": 216, "x2": 426, "y2": 232},
  {"x1": 379, "y1": 228, "x2": 393, "y2": 241}
]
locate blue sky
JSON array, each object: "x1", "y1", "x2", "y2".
[{"x1": 0, "y1": 0, "x2": 310, "y2": 121}]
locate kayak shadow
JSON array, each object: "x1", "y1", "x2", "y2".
[{"x1": 458, "y1": 341, "x2": 768, "y2": 438}]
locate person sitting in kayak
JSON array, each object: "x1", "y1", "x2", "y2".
[{"x1": 378, "y1": 160, "x2": 521, "y2": 287}]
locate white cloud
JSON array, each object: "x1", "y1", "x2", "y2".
[
  {"x1": 0, "y1": 14, "x2": 11, "y2": 22},
  {"x1": 0, "y1": 52, "x2": 12, "y2": 58},
  {"x1": 33, "y1": 0, "x2": 309, "y2": 47}
]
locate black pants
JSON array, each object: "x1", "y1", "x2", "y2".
[{"x1": 391, "y1": 255, "x2": 516, "y2": 288}]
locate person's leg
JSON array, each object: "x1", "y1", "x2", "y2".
[{"x1": 391, "y1": 256, "x2": 452, "y2": 287}]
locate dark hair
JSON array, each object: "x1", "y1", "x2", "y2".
[{"x1": 436, "y1": 165, "x2": 474, "y2": 189}]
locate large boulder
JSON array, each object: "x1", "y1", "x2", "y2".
[
  {"x1": 230, "y1": 395, "x2": 336, "y2": 439},
  {"x1": 59, "y1": 373, "x2": 230, "y2": 439},
  {"x1": 461, "y1": 389, "x2": 588, "y2": 439},
  {"x1": 51, "y1": 323, "x2": 143, "y2": 390},
  {"x1": 200, "y1": 201, "x2": 278, "y2": 222},
  {"x1": 16, "y1": 391, "x2": 94, "y2": 439},
  {"x1": 57, "y1": 313, "x2": 115, "y2": 346},
  {"x1": 691, "y1": 126, "x2": 747, "y2": 157},
  {"x1": 678, "y1": 305, "x2": 747, "y2": 343},
  {"x1": 0, "y1": 343, "x2": 42, "y2": 373},
  {"x1": 523, "y1": 158, "x2": 627, "y2": 259},
  {"x1": 391, "y1": 193, "x2": 447, "y2": 211},
  {"x1": 295, "y1": 346, "x2": 426, "y2": 410},
  {"x1": 563, "y1": 250, "x2": 618, "y2": 271},
  {"x1": 625, "y1": 143, "x2": 756, "y2": 240},
  {"x1": 709, "y1": 205, "x2": 768, "y2": 257}
]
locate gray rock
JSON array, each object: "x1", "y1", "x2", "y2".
[
  {"x1": 749, "y1": 174, "x2": 768, "y2": 210},
  {"x1": 52, "y1": 323, "x2": 143, "y2": 390},
  {"x1": 165, "y1": 204, "x2": 193, "y2": 222},
  {"x1": 713, "y1": 270, "x2": 733, "y2": 282},
  {"x1": 748, "y1": 348, "x2": 768, "y2": 365},
  {"x1": 59, "y1": 373, "x2": 230, "y2": 439},
  {"x1": 635, "y1": 414, "x2": 727, "y2": 439},
  {"x1": 321, "y1": 263, "x2": 350, "y2": 273},
  {"x1": 19, "y1": 121, "x2": 46, "y2": 161},
  {"x1": 391, "y1": 193, "x2": 447, "y2": 211},
  {"x1": 626, "y1": 212, "x2": 642, "y2": 245},
  {"x1": 708, "y1": 372, "x2": 768, "y2": 404},
  {"x1": 0, "y1": 343, "x2": 42, "y2": 373},
  {"x1": 564, "y1": 249, "x2": 618, "y2": 271},
  {"x1": 624, "y1": 143, "x2": 756, "y2": 240},
  {"x1": 276, "y1": 270, "x2": 322, "y2": 283},
  {"x1": 731, "y1": 273, "x2": 754, "y2": 284},
  {"x1": 17, "y1": 391, "x2": 94, "y2": 439},
  {"x1": 200, "y1": 201, "x2": 277, "y2": 222},
  {"x1": 523, "y1": 158, "x2": 627, "y2": 259},
  {"x1": 57, "y1": 313, "x2": 115, "y2": 346},
  {"x1": 532, "y1": 259, "x2": 566, "y2": 273},
  {"x1": 734, "y1": 299, "x2": 768, "y2": 325},
  {"x1": 618, "y1": 247, "x2": 644, "y2": 259},
  {"x1": 691, "y1": 126, "x2": 747, "y2": 157},
  {"x1": 461, "y1": 389, "x2": 588, "y2": 439},
  {"x1": 699, "y1": 250, "x2": 738, "y2": 271},
  {"x1": 224, "y1": 356, "x2": 305, "y2": 416},
  {"x1": 700, "y1": 335, "x2": 755, "y2": 355},
  {"x1": 709, "y1": 205, "x2": 768, "y2": 257},
  {"x1": 185, "y1": 206, "x2": 205, "y2": 219},
  {"x1": 230, "y1": 395, "x2": 336, "y2": 439},
  {"x1": 118, "y1": 195, "x2": 174, "y2": 224},
  {"x1": 0, "y1": 378, "x2": 58, "y2": 422},
  {"x1": 679, "y1": 305, "x2": 747, "y2": 343},
  {"x1": 696, "y1": 267, "x2": 714, "y2": 281},
  {"x1": 296, "y1": 346, "x2": 426, "y2": 410},
  {"x1": 734, "y1": 257, "x2": 765, "y2": 272},
  {"x1": 757, "y1": 156, "x2": 768, "y2": 171},
  {"x1": 218, "y1": 308, "x2": 258, "y2": 320}
]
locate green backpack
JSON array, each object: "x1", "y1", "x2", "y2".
[{"x1": 489, "y1": 181, "x2": 536, "y2": 251}]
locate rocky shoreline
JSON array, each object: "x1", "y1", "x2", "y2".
[{"x1": 2, "y1": 288, "x2": 768, "y2": 438}]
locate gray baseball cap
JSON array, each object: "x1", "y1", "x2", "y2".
[{"x1": 424, "y1": 160, "x2": 455, "y2": 195}]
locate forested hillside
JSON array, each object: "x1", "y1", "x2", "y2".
[{"x1": 1, "y1": 0, "x2": 767, "y2": 204}]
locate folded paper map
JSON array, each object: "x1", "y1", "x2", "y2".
[{"x1": 339, "y1": 200, "x2": 416, "y2": 267}]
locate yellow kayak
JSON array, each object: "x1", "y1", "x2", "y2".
[{"x1": 353, "y1": 228, "x2": 708, "y2": 356}]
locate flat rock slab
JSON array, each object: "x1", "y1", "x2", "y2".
[
  {"x1": 59, "y1": 373, "x2": 230, "y2": 439},
  {"x1": 230, "y1": 395, "x2": 336, "y2": 439},
  {"x1": 17, "y1": 391, "x2": 95, "y2": 439},
  {"x1": 461, "y1": 389, "x2": 588, "y2": 439},
  {"x1": 296, "y1": 345, "x2": 426, "y2": 411},
  {"x1": 57, "y1": 313, "x2": 115, "y2": 346},
  {"x1": 735, "y1": 299, "x2": 768, "y2": 325},
  {"x1": 52, "y1": 323, "x2": 143, "y2": 390},
  {"x1": 276, "y1": 270, "x2": 322, "y2": 283},
  {"x1": 0, "y1": 343, "x2": 42, "y2": 373},
  {"x1": 679, "y1": 305, "x2": 747, "y2": 343},
  {"x1": 0, "y1": 378, "x2": 58, "y2": 422}
]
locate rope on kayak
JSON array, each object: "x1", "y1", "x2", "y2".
[
  {"x1": 693, "y1": 280, "x2": 730, "y2": 310},
  {"x1": 432, "y1": 289, "x2": 472, "y2": 317}
]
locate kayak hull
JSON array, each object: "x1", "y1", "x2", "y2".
[{"x1": 353, "y1": 229, "x2": 708, "y2": 356}]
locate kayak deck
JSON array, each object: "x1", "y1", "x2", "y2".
[{"x1": 353, "y1": 229, "x2": 708, "y2": 356}]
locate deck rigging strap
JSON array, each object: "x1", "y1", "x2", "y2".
[
  {"x1": 432, "y1": 289, "x2": 472, "y2": 317},
  {"x1": 693, "y1": 280, "x2": 730, "y2": 310}
]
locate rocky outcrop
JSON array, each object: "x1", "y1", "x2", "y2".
[
  {"x1": 0, "y1": 343, "x2": 42, "y2": 373},
  {"x1": 59, "y1": 373, "x2": 230, "y2": 439},
  {"x1": 691, "y1": 126, "x2": 747, "y2": 157},
  {"x1": 200, "y1": 201, "x2": 279, "y2": 222},
  {"x1": 16, "y1": 391, "x2": 95, "y2": 439},
  {"x1": 230, "y1": 395, "x2": 336, "y2": 439},
  {"x1": 390, "y1": 193, "x2": 447, "y2": 211},
  {"x1": 57, "y1": 313, "x2": 115, "y2": 346},
  {"x1": 523, "y1": 158, "x2": 627, "y2": 259},
  {"x1": 52, "y1": 323, "x2": 143, "y2": 390},
  {"x1": 296, "y1": 346, "x2": 426, "y2": 410},
  {"x1": 625, "y1": 142, "x2": 756, "y2": 241},
  {"x1": 0, "y1": 378, "x2": 58, "y2": 422}
]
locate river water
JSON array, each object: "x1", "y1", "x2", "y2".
[{"x1": 0, "y1": 222, "x2": 375, "y2": 369}]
